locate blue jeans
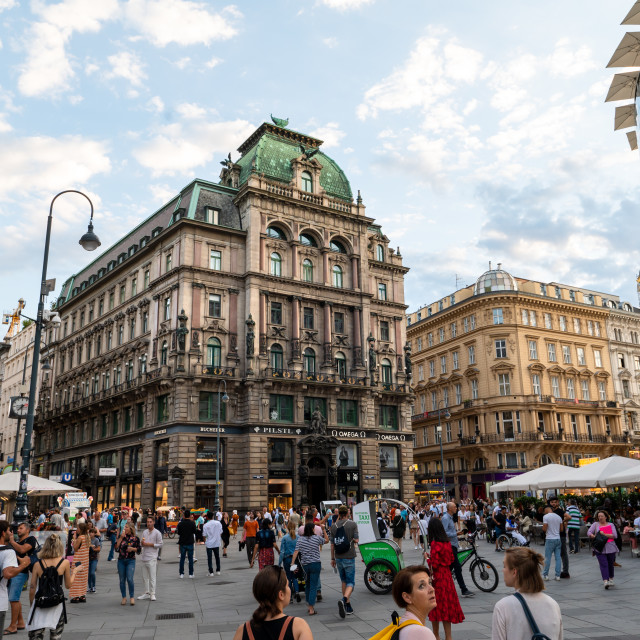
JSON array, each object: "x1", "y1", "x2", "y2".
[
  {"x1": 206, "y1": 547, "x2": 220, "y2": 573},
  {"x1": 336, "y1": 557, "x2": 355, "y2": 588},
  {"x1": 107, "y1": 534, "x2": 117, "y2": 561},
  {"x1": 8, "y1": 571, "x2": 28, "y2": 601},
  {"x1": 282, "y1": 556, "x2": 299, "y2": 594},
  {"x1": 179, "y1": 544, "x2": 194, "y2": 576},
  {"x1": 303, "y1": 562, "x2": 321, "y2": 607},
  {"x1": 88, "y1": 559, "x2": 98, "y2": 590},
  {"x1": 117, "y1": 558, "x2": 136, "y2": 598},
  {"x1": 544, "y1": 538, "x2": 562, "y2": 578}
]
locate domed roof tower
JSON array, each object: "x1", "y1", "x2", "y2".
[{"x1": 474, "y1": 263, "x2": 518, "y2": 295}]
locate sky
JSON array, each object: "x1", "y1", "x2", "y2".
[{"x1": 1, "y1": 0, "x2": 639, "y2": 325}]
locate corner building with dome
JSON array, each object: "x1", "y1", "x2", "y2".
[
  {"x1": 33, "y1": 119, "x2": 413, "y2": 513},
  {"x1": 407, "y1": 265, "x2": 630, "y2": 503}
]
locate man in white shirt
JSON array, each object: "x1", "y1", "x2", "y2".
[
  {"x1": 0, "y1": 521, "x2": 29, "y2": 631},
  {"x1": 138, "y1": 517, "x2": 163, "y2": 601},
  {"x1": 202, "y1": 511, "x2": 223, "y2": 576},
  {"x1": 542, "y1": 507, "x2": 563, "y2": 580}
]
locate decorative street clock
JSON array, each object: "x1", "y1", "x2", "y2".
[{"x1": 9, "y1": 396, "x2": 29, "y2": 419}]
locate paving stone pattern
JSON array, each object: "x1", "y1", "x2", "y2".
[{"x1": 15, "y1": 535, "x2": 640, "y2": 639}]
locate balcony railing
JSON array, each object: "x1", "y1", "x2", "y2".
[
  {"x1": 382, "y1": 383, "x2": 406, "y2": 392},
  {"x1": 266, "y1": 368, "x2": 366, "y2": 386},
  {"x1": 200, "y1": 365, "x2": 236, "y2": 378},
  {"x1": 555, "y1": 398, "x2": 599, "y2": 406}
]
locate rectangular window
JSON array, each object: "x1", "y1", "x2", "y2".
[
  {"x1": 199, "y1": 392, "x2": 227, "y2": 421},
  {"x1": 547, "y1": 343, "x2": 557, "y2": 362},
  {"x1": 559, "y1": 316, "x2": 567, "y2": 331},
  {"x1": 431, "y1": 391, "x2": 437, "y2": 411},
  {"x1": 587, "y1": 320, "x2": 594, "y2": 336},
  {"x1": 157, "y1": 395, "x2": 169, "y2": 423},
  {"x1": 378, "y1": 283, "x2": 387, "y2": 300},
  {"x1": 581, "y1": 380, "x2": 590, "y2": 400},
  {"x1": 618, "y1": 353, "x2": 626, "y2": 368},
  {"x1": 471, "y1": 379, "x2": 478, "y2": 400},
  {"x1": 446, "y1": 422, "x2": 452, "y2": 442},
  {"x1": 598, "y1": 381, "x2": 606, "y2": 401},
  {"x1": 498, "y1": 373, "x2": 510, "y2": 396},
  {"x1": 562, "y1": 345, "x2": 571, "y2": 364},
  {"x1": 429, "y1": 360, "x2": 435, "y2": 377},
  {"x1": 439, "y1": 328, "x2": 445, "y2": 343},
  {"x1": 98, "y1": 300, "x2": 104, "y2": 317},
  {"x1": 124, "y1": 408, "x2": 131, "y2": 432},
  {"x1": 569, "y1": 290, "x2": 576, "y2": 302},
  {"x1": 304, "y1": 398, "x2": 327, "y2": 424},
  {"x1": 532, "y1": 374, "x2": 541, "y2": 395},
  {"x1": 529, "y1": 340, "x2": 538, "y2": 360},
  {"x1": 379, "y1": 405, "x2": 398, "y2": 430},
  {"x1": 101, "y1": 415, "x2": 107, "y2": 438},
  {"x1": 567, "y1": 378, "x2": 575, "y2": 399},
  {"x1": 520, "y1": 452, "x2": 526, "y2": 467},
  {"x1": 165, "y1": 253, "x2": 172, "y2": 272},
  {"x1": 450, "y1": 322, "x2": 457, "y2": 338},
  {"x1": 418, "y1": 365, "x2": 424, "y2": 382},
  {"x1": 468, "y1": 345, "x2": 475, "y2": 365},
  {"x1": 164, "y1": 297, "x2": 171, "y2": 321},
  {"x1": 505, "y1": 452, "x2": 518, "y2": 469},
  {"x1": 142, "y1": 311, "x2": 149, "y2": 333},
  {"x1": 521, "y1": 309, "x2": 529, "y2": 325},
  {"x1": 594, "y1": 322, "x2": 601, "y2": 337},
  {"x1": 137, "y1": 403, "x2": 144, "y2": 429},
  {"x1": 204, "y1": 207, "x2": 220, "y2": 224},
  {"x1": 571, "y1": 414, "x2": 578, "y2": 439},
  {"x1": 443, "y1": 388, "x2": 449, "y2": 407},
  {"x1": 440, "y1": 356, "x2": 447, "y2": 374},
  {"x1": 452, "y1": 351, "x2": 459, "y2": 369},
  {"x1": 210, "y1": 249, "x2": 222, "y2": 270},
  {"x1": 455, "y1": 383, "x2": 462, "y2": 404},
  {"x1": 495, "y1": 339, "x2": 507, "y2": 358},
  {"x1": 337, "y1": 399, "x2": 358, "y2": 426},
  {"x1": 271, "y1": 302, "x2": 282, "y2": 325},
  {"x1": 427, "y1": 333, "x2": 433, "y2": 347},
  {"x1": 622, "y1": 379, "x2": 631, "y2": 399},
  {"x1": 497, "y1": 453, "x2": 503, "y2": 468},
  {"x1": 573, "y1": 318, "x2": 581, "y2": 333},
  {"x1": 112, "y1": 411, "x2": 119, "y2": 435},
  {"x1": 493, "y1": 308, "x2": 503, "y2": 325},
  {"x1": 109, "y1": 292, "x2": 114, "y2": 310},
  {"x1": 144, "y1": 270, "x2": 150, "y2": 289},
  {"x1": 131, "y1": 278, "x2": 137, "y2": 297},
  {"x1": 463, "y1": 317, "x2": 469, "y2": 333},
  {"x1": 577, "y1": 347, "x2": 586, "y2": 366},
  {"x1": 380, "y1": 320, "x2": 389, "y2": 342},
  {"x1": 551, "y1": 376, "x2": 560, "y2": 397},
  {"x1": 417, "y1": 337, "x2": 423, "y2": 351},
  {"x1": 269, "y1": 394, "x2": 294, "y2": 422},
  {"x1": 635, "y1": 355, "x2": 640, "y2": 370},
  {"x1": 470, "y1": 314, "x2": 476, "y2": 329},
  {"x1": 334, "y1": 312, "x2": 344, "y2": 334},
  {"x1": 301, "y1": 307, "x2": 314, "y2": 330},
  {"x1": 530, "y1": 310, "x2": 537, "y2": 327},
  {"x1": 544, "y1": 313, "x2": 552, "y2": 329}
]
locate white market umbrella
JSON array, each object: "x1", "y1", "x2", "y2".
[
  {"x1": 628, "y1": 131, "x2": 639, "y2": 150},
  {"x1": 607, "y1": 32, "x2": 640, "y2": 68},
  {"x1": 615, "y1": 103, "x2": 638, "y2": 130},
  {"x1": 622, "y1": 1, "x2": 640, "y2": 25},
  {"x1": 489, "y1": 464, "x2": 576, "y2": 493},
  {"x1": 540, "y1": 455, "x2": 640, "y2": 490},
  {"x1": 0, "y1": 472, "x2": 79, "y2": 495},
  {"x1": 605, "y1": 71, "x2": 640, "y2": 102},
  {"x1": 604, "y1": 464, "x2": 640, "y2": 487}
]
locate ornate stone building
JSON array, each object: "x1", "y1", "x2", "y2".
[
  {"x1": 34, "y1": 119, "x2": 413, "y2": 512},
  {"x1": 407, "y1": 266, "x2": 629, "y2": 502}
]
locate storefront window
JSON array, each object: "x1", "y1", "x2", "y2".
[
  {"x1": 379, "y1": 445, "x2": 399, "y2": 469},
  {"x1": 269, "y1": 439, "x2": 293, "y2": 468},
  {"x1": 337, "y1": 443, "x2": 358, "y2": 467},
  {"x1": 268, "y1": 479, "x2": 292, "y2": 511},
  {"x1": 156, "y1": 441, "x2": 169, "y2": 467},
  {"x1": 155, "y1": 480, "x2": 168, "y2": 508},
  {"x1": 196, "y1": 440, "x2": 225, "y2": 479}
]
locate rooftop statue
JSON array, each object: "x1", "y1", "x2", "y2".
[{"x1": 271, "y1": 114, "x2": 289, "y2": 127}]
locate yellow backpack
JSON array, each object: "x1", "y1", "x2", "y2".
[{"x1": 369, "y1": 611, "x2": 422, "y2": 640}]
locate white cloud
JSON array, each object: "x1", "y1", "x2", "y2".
[
  {"x1": 105, "y1": 51, "x2": 146, "y2": 87},
  {"x1": 123, "y1": 0, "x2": 240, "y2": 47},
  {"x1": 0, "y1": 115, "x2": 12, "y2": 132},
  {"x1": 146, "y1": 96, "x2": 165, "y2": 113},
  {"x1": 205, "y1": 57, "x2": 222, "y2": 69},
  {"x1": 133, "y1": 117, "x2": 254, "y2": 177},
  {"x1": 175, "y1": 103, "x2": 207, "y2": 119},
  {"x1": 310, "y1": 122, "x2": 345, "y2": 148},
  {"x1": 85, "y1": 62, "x2": 99, "y2": 75},
  {"x1": 174, "y1": 57, "x2": 191, "y2": 69},
  {"x1": 0, "y1": 0, "x2": 17, "y2": 11},
  {"x1": 322, "y1": 37, "x2": 338, "y2": 48},
  {"x1": 320, "y1": 0, "x2": 374, "y2": 10},
  {"x1": 545, "y1": 38, "x2": 597, "y2": 78}
]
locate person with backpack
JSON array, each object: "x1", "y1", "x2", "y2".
[
  {"x1": 5, "y1": 522, "x2": 38, "y2": 634},
  {"x1": 26, "y1": 533, "x2": 78, "y2": 640},
  {"x1": 250, "y1": 519, "x2": 280, "y2": 571},
  {"x1": 392, "y1": 511, "x2": 407, "y2": 550},
  {"x1": 330, "y1": 504, "x2": 359, "y2": 619}
]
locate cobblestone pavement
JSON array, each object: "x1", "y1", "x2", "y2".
[{"x1": 19, "y1": 535, "x2": 640, "y2": 640}]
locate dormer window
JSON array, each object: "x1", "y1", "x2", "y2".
[
  {"x1": 301, "y1": 171, "x2": 313, "y2": 193},
  {"x1": 204, "y1": 207, "x2": 220, "y2": 225}
]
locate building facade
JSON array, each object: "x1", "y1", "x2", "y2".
[
  {"x1": 407, "y1": 266, "x2": 629, "y2": 502},
  {"x1": 34, "y1": 119, "x2": 413, "y2": 513}
]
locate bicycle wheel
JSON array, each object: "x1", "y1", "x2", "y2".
[
  {"x1": 496, "y1": 534, "x2": 510, "y2": 551},
  {"x1": 470, "y1": 557, "x2": 499, "y2": 592},
  {"x1": 364, "y1": 558, "x2": 396, "y2": 595},
  {"x1": 167, "y1": 529, "x2": 175, "y2": 539}
]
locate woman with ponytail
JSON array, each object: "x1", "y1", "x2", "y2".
[{"x1": 232, "y1": 566, "x2": 313, "y2": 640}]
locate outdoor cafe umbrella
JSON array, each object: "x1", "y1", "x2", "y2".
[
  {"x1": 604, "y1": 464, "x2": 640, "y2": 487},
  {"x1": 0, "y1": 472, "x2": 79, "y2": 495},
  {"x1": 607, "y1": 32, "x2": 640, "y2": 68},
  {"x1": 538, "y1": 455, "x2": 640, "y2": 490},
  {"x1": 489, "y1": 464, "x2": 576, "y2": 493},
  {"x1": 622, "y1": 1, "x2": 640, "y2": 25},
  {"x1": 605, "y1": 71, "x2": 640, "y2": 102},
  {"x1": 615, "y1": 103, "x2": 637, "y2": 130}
]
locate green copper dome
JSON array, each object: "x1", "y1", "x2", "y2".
[{"x1": 234, "y1": 123, "x2": 353, "y2": 202}]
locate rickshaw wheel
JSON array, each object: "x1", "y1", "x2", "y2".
[{"x1": 364, "y1": 559, "x2": 396, "y2": 595}]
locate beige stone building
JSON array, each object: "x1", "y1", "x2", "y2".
[
  {"x1": 407, "y1": 266, "x2": 628, "y2": 502},
  {"x1": 34, "y1": 119, "x2": 413, "y2": 513}
]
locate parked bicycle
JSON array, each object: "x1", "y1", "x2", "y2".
[{"x1": 455, "y1": 532, "x2": 499, "y2": 592}]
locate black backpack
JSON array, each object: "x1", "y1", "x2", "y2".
[
  {"x1": 28, "y1": 539, "x2": 42, "y2": 572},
  {"x1": 333, "y1": 524, "x2": 351, "y2": 555},
  {"x1": 28, "y1": 559, "x2": 66, "y2": 624}
]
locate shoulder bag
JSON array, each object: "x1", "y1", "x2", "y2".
[{"x1": 513, "y1": 592, "x2": 552, "y2": 640}]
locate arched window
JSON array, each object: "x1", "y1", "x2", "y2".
[
  {"x1": 376, "y1": 244, "x2": 384, "y2": 261},
  {"x1": 270, "y1": 344, "x2": 283, "y2": 372},
  {"x1": 270, "y1": 252, "x2": 282, "y2": 276},
  {"x1": 299, "y1": 233, "x2": 317, "y2": 247},
  {"x1": 332, "y1": 264, "x2": 343, "y2": 288},
  {"x1": 335, "y1": 351, "x2": 346, "y2": 379},
  {"x1": 301, "y1": 171, "x2": 313, "y2": 193},
  {"x1": 207, "y1": 337, "x2": 221, "y2": 367},
  {"x1": 160, "y1": 341, "x2": 168, "y2": 366},
  {"x1": 302, "y1": 259, "x2": 313, "y2": 282},
  {"x1": 539, "y1": 454, "x2": 553, "y2": 467},
  {"x1": 266, "y1": 226, "x2": 287, "y2": 240},
  {"x1": 303, "y1": 348, "x2": 316, "y2": 375},
  {"x1": 473, "y1": 457, "x2": 486, "y2": 471},
  {"x1": 381, "y1": 358, "x2": 392, "y2": 384},
  {"x1": 330, "y1": 239, "x2": 346, "y2": 253}
]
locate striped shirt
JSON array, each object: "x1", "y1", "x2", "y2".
[
  {"x1": 566, "y1": 505, "x2": 582, "y2": 529},
  {"x1": 294, "y1": 534, "x2": 324, "y2": 565}
]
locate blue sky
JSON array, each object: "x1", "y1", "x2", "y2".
[{"x1": 1, "y1": 0, "x2": 639, "y2": 324}]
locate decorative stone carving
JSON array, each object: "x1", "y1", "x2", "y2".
[
  {"x1": 309, "y1": 406, "x2": 327, "y2": 435},
  {"x1": 246, "y1": 315, "x2": 255, "y2": 356},
  {"x1": 176, "y1": 309, "x2": 188, "y2": 353},
  {"x1": 368, "y1": 334, "x2": 377, "y2": 376}
]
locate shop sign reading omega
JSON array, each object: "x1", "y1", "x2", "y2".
[
  {"x1": 376, "y1": 433, "x2": 410, "y2": 442},
  {"x1": 330, "y1": 429, "x2": 367, "y2": 439}
]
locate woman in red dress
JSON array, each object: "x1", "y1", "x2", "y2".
[{"x1": 425, "y1": 518, "x2": 464, "y2": 640}]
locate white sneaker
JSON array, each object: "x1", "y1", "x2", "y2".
[
  {"x1": 208, "y1": 572, "x2": 214, "y2": 577},
  {"x1": 604, "y1": 580, "x2": 609, "y2": 589},
  {"x1": 554, "y1": 576, "x2": 560, "y2": 581},
  {"x1": 543, "y1": 575, "x2": 549, "y2": 581},
  {"x1": 414, "y1": 546, "x2": 418, "y2": 550},
  {"x1": 137, "y1": 593, "x2": 150, "y2": 600},
  {"x1": 215, "y1": 571, "x2": 221, "y2": 576},
  {"x1": 607, "y1": 578, "x2": 614, "y2": 586},
  {"x1": 189, "y1": 574, "x2": 194, "y2": 579},
  {"x1": 150, "y1": 595, "x2": 156, "y2": 601},
  {"x1": 179, "y1": 574, "x2": 184, "y2": 579}
]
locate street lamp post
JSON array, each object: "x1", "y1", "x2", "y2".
[
  {"x1": 436, "y1": 401, "x2": 451, "y2": 501},
  {"x1": 13, "y1": 190, "x2": 100, "y2": 526},
  {"x1": 213, "y1": 379, "x2": 229, "y2": 513}
]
